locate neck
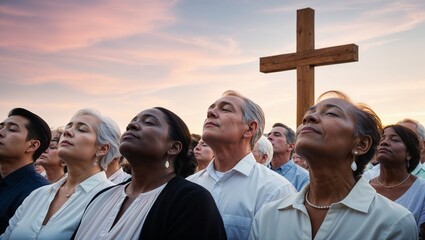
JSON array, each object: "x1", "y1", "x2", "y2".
[
  {"x1": 379, "y1": 164, "x2": 410, "y2": 185},
  {"x1": 0, "y1": 158, "x2": 33, "y2": 178},
  {"x1": 212, "y1": 148, "x2": 250, "y2": 172},
  {"x1": 308, "y1": 163, "x2": 355, "y2": 204},
  {"x1": 129, "y1": 165, "x2": 175, "y2": 194},
  {"x1": 65, "y1": 164, "x2": 102, "y2": 187},
  {"x1": 44, "y1": 167, "x2": 66, "y2": 183},
  {"x1": 196, "y1": 160, "x2": 210, "y2": 171},
  {"x1": 271, "y1": 154, "x2": 290, "y2": 169}
]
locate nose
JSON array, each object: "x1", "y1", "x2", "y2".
[
  {"x1": 302, "y1": 112, "x2": 318, "y2": 124},
  {"x1": 62, "y1": 127, "x2": 73, "y2": 138},
  {"x1": 379, "y1": 138, "x2": 389, "y2": 146},
  {"x1": 206, "y1": 107, "x2": 218, "y2": 119},
  {"x1": 126, "y1": 120, "x2": 139, "y2": 131}
]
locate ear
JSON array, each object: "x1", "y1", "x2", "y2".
[
  {"x1": 167, "y1": 141, "x2": 182, "y2": 157},
  {"x1": 25, "y1": 140, "x2": 40, "y2": 154},
  {"x1": 352, "y1": 136, "x2": 372, "y2": 155},
  {"x1": 243, "y1": 121, "x2": 258, "y2": 138},
  {"x1": 287, "y1": 143, "x2": 295, "y2": 153},
  {"x1": 260, "y1": 154, "x2": 268, "y2": 164},
  {"x1": 97, "y1": 144, "x2": 110, "y2": 158}
]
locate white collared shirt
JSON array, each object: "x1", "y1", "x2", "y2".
[
  {"x1": 249, "y1": 177, "x2": 418, "y2": 240},
  {"x1": 1, "y1": 172, "x2": 113, "y2": 240},
  {"x1": 187, "y1": 153, "x2": 296, "y2": 240},
  {"x1": 107, "y1": 167, "x2": 131, "y2": 184}
]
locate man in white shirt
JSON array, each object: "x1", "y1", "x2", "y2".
[
  {"x1": 187, "y1": 90, "x2": 295, "y2": 240},
  {"x1": 106, "y1": 156, "x2": 131, "y2": 184}
]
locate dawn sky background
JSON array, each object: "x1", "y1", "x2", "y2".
[{"x1": 1, "y1": 0, "x2": 424, "y2": 135}]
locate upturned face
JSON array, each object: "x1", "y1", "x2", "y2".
[
  {"x1": 295, "y1": 98, "x2": 357, "y2": 161},
  {"x1": 377, "y1": 127, "x2": 410, "y2": 164},
  {"x1": 0, "y1": 115, "x2": 33, "y2": 160},
  {"x1": 38, "y1": 131, "x2": 64, "y2": 168},
  {"x1": 194, "y1": 139, "x2": 214, "y2": 163},
  {"x1": 268, "y1": 127, "x2": 292, "y2": 155},
  {"x1": 202, "y1": 95, "x2": 248, "y2": 147},
  {"x1": 120, "y1": 108, "x2": 173, "y2": 163},
  {"x1": 58, "y1": 114, "x2": 100, "y2": 164}
]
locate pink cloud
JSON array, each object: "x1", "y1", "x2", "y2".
[{"x1": 0, "y1": 0, "x2": 176, "y2": 51}]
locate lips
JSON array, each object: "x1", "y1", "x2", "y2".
[
  {"x1": 298, "y1": 126, "x2": 320, "y2": 134},
  {"x1": 60, "y1": 140, "x2": 73, "y2": 146},
  {"x1": 121, "y1": 131, "x2": 138, "y2": 140},
  {"x1": 204, "y1": 121, "x2": 218, "y2": 128},
  {"x1": 378, "y1": 148, "x2": 391, "y2": 154}
]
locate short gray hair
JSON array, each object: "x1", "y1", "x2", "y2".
[
  {"x1": 74, "y1": 109, "x2": 121, "y2": 170},
  {"x1": 222, "y1": 90, "x2": 265, "y2": 149},
  {"x1": 256, "y1": 135, "x2": 273, "y2": 166},
  {"x1": 398, "y1": 118, "x2": 425, "y2": 141}
]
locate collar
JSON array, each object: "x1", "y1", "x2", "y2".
[
  {"x1": 206, "y1": 152, "x2": 256, "y2": 179},
  {"x1": 277, "y1": 177, "x2": 375, "y2": 213},
  {"x1": 49, "y1": 171, "x2": 108, "y2": 194},
  {"x1": 1, "y1": 163, "x2": 37, "y2": 187}
]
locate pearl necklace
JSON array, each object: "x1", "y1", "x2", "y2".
[
  {"x1": 305, "y1": 189, "x2": 332, "y2": 210},
  {"x1": 377, "y1": 174, "x2": 411, "y2": 189}
]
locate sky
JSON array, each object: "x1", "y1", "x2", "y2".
[{"x1": 1, "y1": 0, "x2": 424, "y2": 135}]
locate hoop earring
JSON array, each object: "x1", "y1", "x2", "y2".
[{"x1": 351, "y1": 151, "x2": 358, "y2": 171}]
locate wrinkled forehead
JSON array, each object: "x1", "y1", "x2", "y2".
[
  {"x1": 211, "y1": 95, "x2": 245, "y2": 110},
  {"x1": 70, "y1": 113, "x2": 101, "y2": 129},
  {"x1": 311, "y1": 98, "x2": 355, "y2": 113}
]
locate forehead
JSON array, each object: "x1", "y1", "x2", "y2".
[
  {"x1": 70, "y1": 114, "x2": 100, "y2": 127},
  {"x1": 2, "y1": 115, "x2": 29, "y2": 127},
  {"x1": 136, "y1": 108, "x2": 167, "y2": 122},
  {"x1": 383, "y1": 127, "x2": 399, "y2": 136},
  {"x1": 212, "y1": 95, "x2": 245, "y2": 110},
  {"x1": 314, "y1": 98, "x2": 353, "y2": 110},
  {"x1": 270, "y1": 126, "x2": 286, "y2": 134}
]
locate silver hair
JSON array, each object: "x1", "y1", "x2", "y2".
[
  {"x1": 398, "y1": 118, "x2": 425, "y2": 141},
  {"x1": 222, "y1": 90, "x2": 265, "y2": 149},
  {"x1": 256, "y1": 135, "x2": 273, "y2": 166},
  {"x1": 73, "y1": 109, "x2": 121, "y2": 170}
]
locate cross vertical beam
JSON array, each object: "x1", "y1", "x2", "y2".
[{"x1": 260, "y1": 8, "x2": 358, "y2": 126}]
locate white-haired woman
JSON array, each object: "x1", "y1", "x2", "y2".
[{"x1": 1, "y1": 109, "x2": 121, "y2": 239}]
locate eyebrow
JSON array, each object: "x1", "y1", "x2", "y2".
[
  {"x1": 0, "y1": 122, "x2": 20, "y2": 128},
  {"x1": 65, "y1": 121, "x2": 90, "y2": 128}
]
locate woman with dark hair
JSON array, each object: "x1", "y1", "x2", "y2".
[
  {"x1": 74, "y1": 107, "x2": 226, "y2": 239},
  {"x1": 249, "y1": 91, "x2": 417, "y2": 240},
  {"x1": 370, "y1": 124, "x2": 425, "y2": 237}
]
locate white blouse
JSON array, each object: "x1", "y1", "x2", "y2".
[
  {"x1": 1, "y1": 172, "x2": 113, "y2": 240},
  {"x1": 75, "y1": 182, "x2": 166, "y2": 240}
]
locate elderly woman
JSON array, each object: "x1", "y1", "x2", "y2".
[
  {"x1": 370, "y1": 124, "x2": 425, "y2": 237},
  {"x1": 37, "y1": 128, "x2": 67, "y2": 183},
  {"x1": 73, "y1": 107, "x2": 226, "y2": 239},
  {"x1": 194, "y1": 138, "x2": 215, "y2": 171},
  {"x1": 1, "y1": 109, "x2": 120, "y2": 239},
  {"x1": 249, "y1": 91, "x2": 418, "y2": 239}
]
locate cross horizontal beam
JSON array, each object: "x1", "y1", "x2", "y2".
[{"x1": 260, "y1": 44, "x2": 358, "y2": 73}]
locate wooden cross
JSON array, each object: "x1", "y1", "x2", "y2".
[{"x1": 260, "y1": 8, "x2": 358, "y2": 126}]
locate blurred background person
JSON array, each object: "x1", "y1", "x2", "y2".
[
  {"x1": 34, "y1": 159, "x2": 46, "y2": 177},
  {"x1": 292, "y1": 152, "x2": 308, "y2": 170},
  {"x1": 37, "y1": 128, "x2": 67, "y2": 183},
  {"x1": 1, "y1": 109, "x2": 120, "y2": 239},
  {"x1": 106, "y1": 156, "x2": 131, "y2": 184},
  {"x1": 370, "y1": 124, "x2": 425, "y2": 238},
  {"x1": 194, "y1": 139, "x2": 214, "y2": 172},
  {"x1": 252, "y1": 135, "x2": 273, "y2": 166}
]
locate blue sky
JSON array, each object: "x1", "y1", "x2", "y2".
[{"x1": 1, "y1": 0, "x2": 424, "y2": 134}]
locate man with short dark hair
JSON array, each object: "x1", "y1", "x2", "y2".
[
  {"x1": 268, "y1": 123, "x2": 309, "y2": 191},
  {"x1": 0, "y1": 108, "x2": 51, "y2": 233}
]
